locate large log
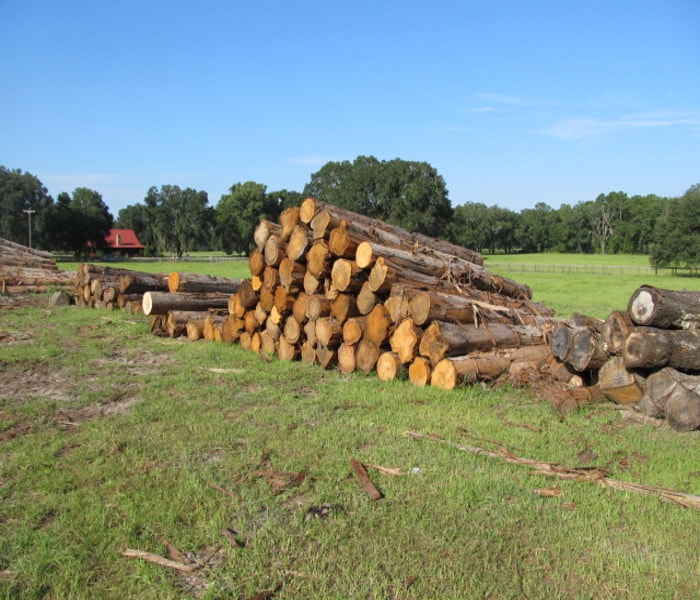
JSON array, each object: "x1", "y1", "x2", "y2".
[
  {"x1": 638, "y1": 367, "x2": 700, "y2": 419},
  {"x1": 168, "y1": 272, "x2": 242, "y2": 294},
  {"x1": 420, "y1": 320, "x2": 546, "y2": 366},
  {"x1": 624, "y1": 327, "x2": 700, "y2": 372},
  {"x1": 377, "y1": 352, "x2": 404, "y2": 381},
  {"x1": 408, "y1": 356, "x2": 432, "y2": 386},
  {"x1": 142, "y1": 291, "x2": 230, "y2": 316},
  {"x1": 602, "y1": 310, "x2": 634, "y2": 356},
  {"x1": 549, "y1": 320, "x2": 609, "y2": 372},
  {"x1": 389, "y1": 318, "x2": 422, "y2": 364},
  {"x1": 253, "y1": 220, "x2": 281, "y2": 251},
  {"x1": 628, "y1": 285, "x2": 700, "y2": 330},
  {"x1": 432, "y1": 354, "x2": 512, "y2": 389},
  {"x1": 119, "y1": 272, "x2": 169, "y2": 294},
  {"x1": 165, "y1": 309, "x2": 214, "y2": 338}
]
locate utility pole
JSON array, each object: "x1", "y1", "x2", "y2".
[{"x1": 23, "y1": 208, "x2": 35, "y2": 248}]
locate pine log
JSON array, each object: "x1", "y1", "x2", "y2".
[
  {"x1": 274, "y1": 285, "x2": 295, "y2": 314},
  {"x1": 265, "y1": 316, "x2": 282, "y2": 341},
  {"x1": 384, "y1": 285, "x2": 412, "y2": 323},
  {"x1": 357, "y1": 281, "x2": 378, "y2": 315},
  {"x1": 356, "y1": 338, "x2": 381, "y2": 374},
  {"x1": 287, "y1": 224, "x2": 313, "y2": 261},
  {"x1": 222, "y1": 315, "x2": 245, "y2": 343},
  {"x1": 364, "y1": 304, "x2": 391, "y2": 346},
  {"x1": 389, "y1": 318, "x2": 422, "y2": 364},
  {"x1": 408, "y1": 356, "x2": 432, "y2": 386},
  {"x1": 377, "y1": 352, "x2": 404, "y2": 381},
  {"x1": 260, "y1": 330, "x2": 278, "y2": 355},
  {"x1": 119, "y1": 272, "x2": 169, "y2": 294},
  {"x1": 330, "y1": 293, "x2": 359, "y2": 323},
  {"x1": 316, "y1": 317, "x2": 343, "y2": 347},
  {"x1": 277, "y1": 336, "x2": 299, "y2": 361},
  {"x1": 142, "y1": 291, "x2": 230, "y2": 316},
  {"x1": 303, "y1": 270, "x2": 321, "y2": 295},
  {"x1": 186, "y1": 318, "x2": 206, "y2": 341},
  {"x1": 165, "y1": 310, "x2": 212, "y2": 338},
  {"x1": 624, "y1": 327, "x2": 700, "y2": 372},
  {"x1": 310, "y1": 208, "x2": 343, "y2": 240},
  {"x1": 168, "y1": 272, "x2": 242, "y2": 294},
  {"x1": 292, "y1": 292, "x2": 310, "y2": 324},
  {"x1": 549, "y1": 320, "x2": 609, "y2": 372},
  {"x1": 253, "y1": 220, "x2": 281, "y2": 251},
  {"x1": 305, "y1": 295, "x2": 332, "y2": 321},
  {"x1": 259, "y1": 285, "x2": 275, "y2": 312},
  {"x1": 300, "y1": 198, "x2": 483, "y2": 265},
  {"x1": 597, "y1": 356, "x2": 646, "y2": 405},
  {"x1": 251, "y1": 274, "x2": 263, "y2": 291},
  {"x1": 432, "y1": 354, "x2": 512, "y2": 389},
  {"x1": 203, "y1": 314, "x2": 227, "y2": 342},
  {"x1": 338, "y1": 343, "x2": 357, "y2": 373},
  {"x1": 331, "y1": 259, "x2": 365, "y2": 293},
  {"x1": 420, "y1": 321, "x2": 546, "y2": 366},
  {"x1": 279, "y1": 206, "x2": 300, "y2": 241},
  {"x1": 304, "y1": 320, "x2": 317, "y2": 346},
  {"x1": 238, "y1": 331, "x2": 252, "y2": 351},
  {"x1": 264, "y1": 236, "x2": 285, "y2": 267},
  {"x1": 602, "y1": 310, "x2": 634, "y2": 355},
  {"x1": 244, "y1": 310, "x2": 258, "y2": 335},
  {"x1": 278, "y1": 257, "x2": 305, "y2": 292},
  {"x1": 328, "y1": 221, "x2": 359, "y2": 258},
  {"x1": 343, "y1": 316, "x2": 367, "y2": 345},
  {"x1": 262, "y1": 265, "x2": 281, "y2": 291},
  {"x1": 248, "y1": 248, "x2": 265, "y2": 277},
  {"x1": 628, "y1": 285, "x2": 700, "y2": 330},
  {"x1": 283, "y1": 316, "x2": 303, "y2": 344},
  {"x1": 306, "y1": 241, "x2": 330, "y2": 278}
]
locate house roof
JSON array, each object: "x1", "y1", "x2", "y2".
[{"x1": 105, "y1": 229, "x2": 145, "y2": 249}]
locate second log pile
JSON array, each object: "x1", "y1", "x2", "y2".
[{"x1": 550, "y1": 285, "x2": 700, "y2": 431}]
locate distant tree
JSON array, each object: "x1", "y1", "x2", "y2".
[
  {"x1": 143, "y1": 185, "x2": 212, "y2": 257},
  {"x1": 269, "y1": 189, "x2": 304, "y2": 212},
  {"x1": 483, "y1": 205, "x2": 518, "y2": 254},
  {"x1": 517, "y1": 202, "x2": 557, "y2": 253},
  {"x1": 650, "y1": 184, "x2": 700, "y2": 275},
  {"x1": 552, "y1": 202, "x2": 594, "y2": 253},
  {"x1": 45, "y1": 187, "x2": 114, "y2": 256},
  {"x1": 304, "y1": 156, "x2": 453, "y2": 238},
  {"x1": 0, "y1": 166, "x2": 54, "y2": 248},
  {"x1": 449, "y1": 202, "x2": 491, "y2": 252},
  {"x1": 215, "y1": 182, "x2": 281, "y2": 255},
  {"x1": 608, "y1": 194, "x2": 666, "y2": 254}
]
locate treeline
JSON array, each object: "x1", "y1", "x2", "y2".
[{"x1": 1, "y1": 158, "x2": 698, "y2": 274}]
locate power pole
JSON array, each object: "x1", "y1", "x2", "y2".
[{"x1": 23, "y1": 208, "x2": 35, "y2": 248}]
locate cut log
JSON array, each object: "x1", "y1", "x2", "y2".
[
  {"x1": 304, "y1": 320, "x2": 317, "y2": 346},
  {"x1": 364, "y1": 304, "x2": 391, "y2": 346},
  {"x1": 165, "y1": 310, "x2": 212, "y2": 338},
  {"x1": 301, "y1": 339, "x2": 317, "y2": 365},
  {"x1": 142, "y1": 291, "x2": 230, "y2": 316},
  {"x1": 408, "y1": 356, "x2": 432, "y2": 386},
  {"x1": 260, "y1": 330, "x2": 278, "y2": 355},
  {"x1": 253, "y1": 220, "x2": 281, "y2": 251},
  {"x1": 316, "y1": 344, "x2": 336, "y2": 369},
  {"x1": 328, "y1": 221, "x2": 359, "y2": 258},
  {"x1": 305, "y1": 295, "x2": 332, "y2": 321},
  {"x1": 338, "y1": 342, "x2": 357, "y2": 373},
  {"x1": 330, "y1": 293, "x2": 359, "y2": 323},
  {"x1": 283, "y1": 316, "x2": 303, "y2": 344},
  {"x1": 119, "y1": 272, "x2": 169, "y2": 294},
  {"x1": 222, "y1": 315, "x2": 245, "y2": 343},
  {"x1": 265, "y1": 316, "x2": 282, "y2": 341},
  {"x1": 628, "y1": 285, "x2": 700, "y2": 330},
  {"x1": 638, "y1": 367, "x2": 700, "y2": 419},
  {"x1": 384, "y1": 285, "x2": 412, "y2": 323},
  {"x1": 264, "y1": 236, "x2": 285, "y2": 267},
  {"x1": 624, "y1": 327, "x2": 700, "y2": 372},
  {"x1": 343, "y1": 316, "x2": 367, "y2": 345},
  {"x1": 331, "y1": 259, "x2": 365, "y2": 293},
  {"x1": 389, "y1": 318, "x2": 422, "y2": 364},
  {"x1": 665, "y1": 385, "x2": 700, "y2": 432},
  {"x1": 186, "y1": 318, "x2": 206, "y2": 341},
  {"x1": 248, "y1": 248, "x2": 265, "y2": 277},
  {"x1": 259, "y1": 285, "x2": 274, "y2": 312},
  {"x1": 287, "y1": 224, "x2": 313, "y2": 261},
  {"x1": 292, "y1": 292, "x2": 310, "y2": 324},
  {"x1": 278, "y1": 258, "x2": 305, "y2": 292},
  {"x1": 303, "y1": 270, "x2": 321, "y2": 295},
  {"x1": 597, "y1": 356, "x2": 645, "y2": 405},
  {"x1": 203, "y1": 314, "x2": 227, "y2": 342},
  {"x1": 279, "y1": 206, "x2": 300, "y2": 241},
  {"x1": 356, "y1": 281, "x2": 378, "y2": 315},
  {"x1": 277, "y1": 336, "x2": 299, "y2": 361},
  {"x1": 274, "y1": 285, "x2": 295, "y2": 314},
  {"x1": 602, "y1": 310, "x2": 634, "y2": 355},
  {"x1": 356, "y1": 338, "x2": 381, "y2": 374},
  {"x1": 315, "y1": 317, "x2": 343, "y2": 347},
  {"x1": 168, "y1": 272, "x2": 242, "y2": 294},
  {"x1": 300, "y1": 198, "x2": 483, "y2": 265},
  {"x1": 420, "y1": 321, "x2": 546, "y2": 366},
  {"x1": 262, "y1": 265, "x2": 281, "y2": 291},
  {"x1": 548, "y1": 320, "x2": 609, "y2": 372},
  {"x1": 432, "y1": 354, "x2": 512, "y2": 389},
  {"x1": 306, "y1": 240, "x2": 330, "y2": 278},
  {"x1": 377, "y1": 352, "x2": 404, "y2": 381}
]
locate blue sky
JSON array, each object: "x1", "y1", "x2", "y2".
[{"x1": 1, "y1": 0, "x2": 699, "y2": 217}]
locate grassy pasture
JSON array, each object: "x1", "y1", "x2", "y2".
[{"x1": 0, "y1": 254, "x2": 692, "y2": 598}]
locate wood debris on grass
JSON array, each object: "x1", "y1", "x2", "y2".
[
  {"x1": 404, "y1": 430, "x2": 700, "y2": 511},
  {"x1": 350, "y1": 458, "x2": 383, "y2": 500}
]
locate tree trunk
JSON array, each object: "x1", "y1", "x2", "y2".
[
  {"x1": 431, "y1": 354, "x2": 512, "y2": 389},
  {"x1": 330, "y1": 293, "x2": 359, "y2": 323},
  {"x1": 165, "y1": 310, "x2": 215, "y2": 338},
  {"x1": 364, "y1": 304, "x2": 391, "y2": 346},
  {"x1": 315, "y1": 317, "x2": 343, "y2": 347},
  {"x1": 638, "y1": 367, "x2": 700, "y2": 419},
  {"x1": 377, "y1": 351, "x2": 404, "y2": 381},
  {"x1": 624, "y1": 327, "x2": 700, "y2": 372},
  {"x1": 278, "y1": 258, "x2": 305, "y2": 293},
  {"x1": 279, "y1": 206, "x2": 300, "y2": 241},
  {"x1": 342, "y1": 316, "x2": 367, "y2": 345},
  {"x1": 549, "y1": 321, "x2": 609, "y2": 372},
  {"x1": 666, "y1": 385, "x2": 700, "y2": 432},
  {"x1": 389, "y1": 317, "x2": 422, "y2": 364},
  {"x1": 356, "y1": 338, "x2": 381, "y2": 374},
  {"x1": 286, "y1": 224, "x2": 313, "y2": 261},
  {"x1": 119, "y1": 272, "x2": 169, "y2": 294},
  {"x1": 168, "y1": 272, "x2": 242, "y2": 294},
  {"x1": 316, "y1": 344, "x2": 336, "y2": 369},
  {"x1": 253, "y1": 219, "x2": 281, "y2": 251},
  {"x1": 628, "y1": 285, "x2": 700, "y2": 330},
  {"x1": 338, "y1": 342, "x2": 357, "y2": 373},
  {"x1": 408, "y1": 356, "x2": 432, "y2": 386},
  {"x1": 142, "y1": 291, "x2": 230, "y2": 316},
  {"x1": 602, "y1": 310, "x2": 634, "y2": 355}
]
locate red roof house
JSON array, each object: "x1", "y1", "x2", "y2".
[{"x1": 105, "y1": 229, "x2": 145, "y2": 256}]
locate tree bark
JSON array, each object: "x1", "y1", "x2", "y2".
[
  {"x1": 602, "y1": 310, "x2": 634, "y2": 355},
  {"x1": 168, "y1": 272, "x2": 242, "y2": 294},
  {"x1": 119, "y1": 272, "x2": 169, "y2": 294},
  {"x1": 142, "y1": 291, "x2": 230, "y2": 316},
  {"x1": 628, "y1": 285, "x2": 700, "y2": 330},
  {"x1": 638, "y1": 367, "x2": 700, "y2": 419},
  {"x1": 624, "y1": 327, "x2": 700, "y2": 372},
  {"x1": 432, "y1": 354, "x2": 512, "y2": 389}
]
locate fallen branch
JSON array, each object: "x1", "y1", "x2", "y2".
[
  {"x1": 404, "y1": 430, "x2": 700, "y2": 511},
  {"x1": 350, "y1": 458, "x2": 383, "y2": 500},
  {"x1": 121, "y1": 548, "x2": 201, "y2": 573}
]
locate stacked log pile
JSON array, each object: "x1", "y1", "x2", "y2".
[
  {"x1": 0, "y1": 237, "x2": 73, "y2": 291},
  {"x1": 166, "y1": 197, "x2": 594, "y2": 407},
  {"x1": 549, "y1": 285, "x2": 700, "y2": 431}
]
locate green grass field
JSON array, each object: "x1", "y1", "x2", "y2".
[{"x1": 0, "y1": 254, "x2": 696, "y2": 598}]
